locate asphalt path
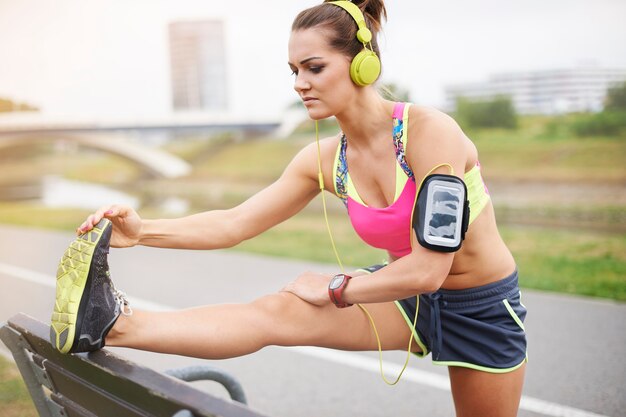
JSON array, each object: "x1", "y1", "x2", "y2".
[{"x1": 0, "y1": 224, "x2": 624, "y2": 417}]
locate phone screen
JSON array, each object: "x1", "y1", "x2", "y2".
[{"x1": 422, "y1": 180, "x2": 464, "y2": 248}]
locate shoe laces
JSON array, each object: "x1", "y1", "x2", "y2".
[{"x1": 112, "y1": 284, "x2": 133, "y2": 316}]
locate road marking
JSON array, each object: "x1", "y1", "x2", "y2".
[
  {"x1": 0, "y1": 261, "x2": 611, "y2": 417},
  {"x1": 286, "y1": 347, "x2": 610, "y2": 417}
]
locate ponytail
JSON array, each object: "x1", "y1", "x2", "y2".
[{"x1": 351, "y1": 0, "x2": 387, "y2": 34}]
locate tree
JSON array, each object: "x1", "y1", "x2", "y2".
[
  {"x1": 455, "y1": 96, "x2": 517, "y2": 129},
  {"x1": 569, "y1": 81, "x2": 626, "y2": 137}
]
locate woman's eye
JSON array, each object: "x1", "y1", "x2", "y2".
[{"x1": 289, "y1": 64, "x2": 324, "y2": 76}]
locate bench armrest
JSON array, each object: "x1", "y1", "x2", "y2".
[{"x1": 165, "y1": 365, "x2": 247, "y2": 405}]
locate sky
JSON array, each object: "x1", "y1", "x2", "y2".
[{"x1": 0, "y1": 0, "x2": 625, "y2": 120}]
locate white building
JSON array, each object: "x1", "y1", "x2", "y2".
[
  {"x1": 169, "y1": 20, "x2": 228, "y2": 112},
  {"x1": 444, "y1": 66, "x2": 626, "y2": 115}
]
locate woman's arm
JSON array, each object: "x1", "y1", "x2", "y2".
[
  {"x1": 349, "y1": 110, "x2": 469, "y2": 298},
  {"x1": 284, "y1": 110, "x2": 469, "y2": 305},
  {"x1": 347, "y1": 109, "x2": 469, "y2": 301},
  {"x1": 140, "y1": 141, "x2": 325, "y2": 249},
  {"x1": 81, "y1": 140, "x2": 331, "y2": 250}
]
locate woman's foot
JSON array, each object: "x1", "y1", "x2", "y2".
[{"x1": 50, "y1": 219, "x2": 132, "y2": 353}]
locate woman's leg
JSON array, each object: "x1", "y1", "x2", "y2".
[
  {"x1": 448, "y1": 363, "x2": 526, "y2": 417},
  {"x1": 106, "y1": 292, "x2": 420, "y2": 359}
]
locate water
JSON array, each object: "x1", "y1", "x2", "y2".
[
  {"x1": 41, "y1": 176, "x2": 139, "y2": 209},
  {"x1": 39, "y1": 176, "x2": 189, "y2": 214}
]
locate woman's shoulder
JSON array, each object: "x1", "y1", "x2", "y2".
[
  {"x1": 407, "y1": 105, "x2": 460, "y2": 131},
  {"x1": 406, "y1": 104, "x2": 467, "y2": 147},
  {"x1": 290, "y1": 132, "x2": 343, "y2": 171},
  {"x1": 299, "y1": 132, "x2": 342, "y2": 156},
  {"x1": 403, "y1": 104, "x2": 479, "y2": 173}
]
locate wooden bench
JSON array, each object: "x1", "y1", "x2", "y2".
[{"x1": 0, "y1": 313, "x2": 269, "y2": 417}]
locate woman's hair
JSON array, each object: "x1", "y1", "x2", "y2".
[{"x1": 292, "y1": 0, "x2": 387, "y2": 61}]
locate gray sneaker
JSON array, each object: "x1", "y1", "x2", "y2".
[{"x1": 50, "y1": 218, "x2": 132, "y2": 353}]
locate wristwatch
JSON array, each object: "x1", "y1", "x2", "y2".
[{"x1": 328, "y1": 274, "x2": 353, "y2": 308}]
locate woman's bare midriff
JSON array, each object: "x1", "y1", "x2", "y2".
[
  {"x1": 387, "y1": 202, "x2": 516, "y2": 291},
  {"x1": 441, "y1": 202, "x2": 516, "y2": 290}
]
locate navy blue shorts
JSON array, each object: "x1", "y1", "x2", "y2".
[{"x1": 359, "y1": 266, "x2": 528, "y2": 373}]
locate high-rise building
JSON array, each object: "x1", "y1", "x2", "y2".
[
  {"x1": 169, "y1": 20, "x2": 228, "y2": 111},
  {"x1": 444, "y1": 66, "x2": 626, "y2": 115}
]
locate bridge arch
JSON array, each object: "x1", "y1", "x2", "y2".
[{"x1": 0, "y1": 133, "x2": 192, "y2": 179}]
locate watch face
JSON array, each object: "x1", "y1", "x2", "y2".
[{"x1": 329, "y1": 275, "x2": 344, "y2": 290}]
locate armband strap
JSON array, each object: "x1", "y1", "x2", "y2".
[{"x1": 412, "y1": 174, "x2": 470, "y2": 252}]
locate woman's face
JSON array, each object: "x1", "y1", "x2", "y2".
[{"x1": 288, "y1": 28, "x2": 355, "y2": 120}]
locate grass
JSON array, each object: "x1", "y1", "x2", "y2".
[
  {"x1": 0, "y1": 355, "x2": 36, "y2": 417},
  {"x1": 0, "y1": 146, "x2": 142, "y2": 186},
  {"x1": 495, "y1": 204, "x2": 626, "y2": 233},
  {"x1": 0, "y1": 114, "x2": 624, "y2": 301},
  {"x1": 189, "y1": 136, "x2": 307, "y2": 182},
  {"x1": 190, "y1": 125, "x2": 626, "y2": 186},
  {"x1": 500, "y1": 226, "x2": 626, "y2": 300},
  {"x1": 236, "y1": 205, "x2": 386, "y2": 267},
  {"x1": 234, "y1": 210, "x2": 626, "y2": 301},
  {"x1": 458, "y1": 115, "x2": 626, "y2": 180},
  {"x1": 0, "y1": 202, "x2": 92, "y2": 231},
  {"x1": 1, "y1": 199, "x2": 624, "y2": 301},
  {"x1": 470, "y1": 134, "x2": 626, "y2": 183}
]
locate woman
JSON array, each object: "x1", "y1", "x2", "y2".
[{"x1": 51, "y1": 1, "x2": 527, "y2": 415}]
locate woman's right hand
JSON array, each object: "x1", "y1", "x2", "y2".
[{"x1": 77, "y1": 205, "x2": 143, "y2": 248}]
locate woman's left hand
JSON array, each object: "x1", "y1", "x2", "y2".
[{"x1": 281, "y1": 271, "x2": 333, "y2": 306}]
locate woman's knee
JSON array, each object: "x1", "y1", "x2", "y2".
[
  {"x1": 251, "y1": 292, "x2": 316, "y2": 317},
  {"x1": 248, "y1": 292, "x2": 321, "y2": 343}
]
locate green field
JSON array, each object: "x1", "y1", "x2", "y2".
[{"x1": 0, "y1": 115, "x2": 625, "y2": 301}]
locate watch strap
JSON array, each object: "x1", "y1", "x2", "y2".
[{"x1": 329, "y1": 274, "x2": 353, "y2": 308}]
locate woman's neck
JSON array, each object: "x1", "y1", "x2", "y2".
[{"x1": 335, "y1": 91, "x2": 394, "y2": 150}]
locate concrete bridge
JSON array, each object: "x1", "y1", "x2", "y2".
[
  {"x1": 0, "y1": 133, "x2": 192, "y2": 179},
  {"x1": 0, "y1": 109, "x2": 308, "y2": 179}
]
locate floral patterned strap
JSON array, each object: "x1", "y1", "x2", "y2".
[
  {"x1": 335, "y1": 134, "x2": 349, "y2": 206},
  {"x1": 392, "y1": 104, "x2": 414, "y2": 180}
]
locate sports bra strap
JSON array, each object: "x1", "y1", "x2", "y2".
[
  {"x1": 392, "y1": 102, "x2": 405, "y2": 119},
  {"x1": 393, "y1": 103, "x2": 414, "y2": 182}
]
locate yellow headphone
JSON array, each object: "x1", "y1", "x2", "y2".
[{"x1": 327, "y1": 1, "x2": 381, "y2": 86}]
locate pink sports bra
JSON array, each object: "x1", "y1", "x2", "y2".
[{"x1": 333, "y1": 102, "x2": 490, "y2": 258}]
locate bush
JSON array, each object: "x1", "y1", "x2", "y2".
[
  {"x1": 605, "y1": 81, "x2": 626, "y2": 111},
  {"x1": 455, "y1": 96, "x2": 518, "y2": 129},
  {"x1": 571, "y1": 111, "x2": 626, "y2": 137}
]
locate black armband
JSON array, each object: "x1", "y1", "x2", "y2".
[{"x1": 412, "y1": 174, "x2": 470, "y2": 252}]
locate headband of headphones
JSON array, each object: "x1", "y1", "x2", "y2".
[{"x1": 327, "y1": 1, "x2": 373, "y2": 44}]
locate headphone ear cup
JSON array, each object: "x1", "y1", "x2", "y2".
[{"x1": 350, "y1": 49, "x2": 381, "y2": 86}]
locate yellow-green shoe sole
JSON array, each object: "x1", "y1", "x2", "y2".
[{"x1": 50, "y1": 219, "x2": 111, "y2": 353}]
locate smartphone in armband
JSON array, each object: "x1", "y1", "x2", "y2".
[{"x1": 412, "y1": 174, "x2": 470, "y2": 252}]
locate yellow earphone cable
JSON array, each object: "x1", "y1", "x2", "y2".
[
  {"x1": 315, "y1": 120, "x2": 453, "y2": 385},
  {"x1": 315, "y1": 120, "x2": 345, "y2": 273}
]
